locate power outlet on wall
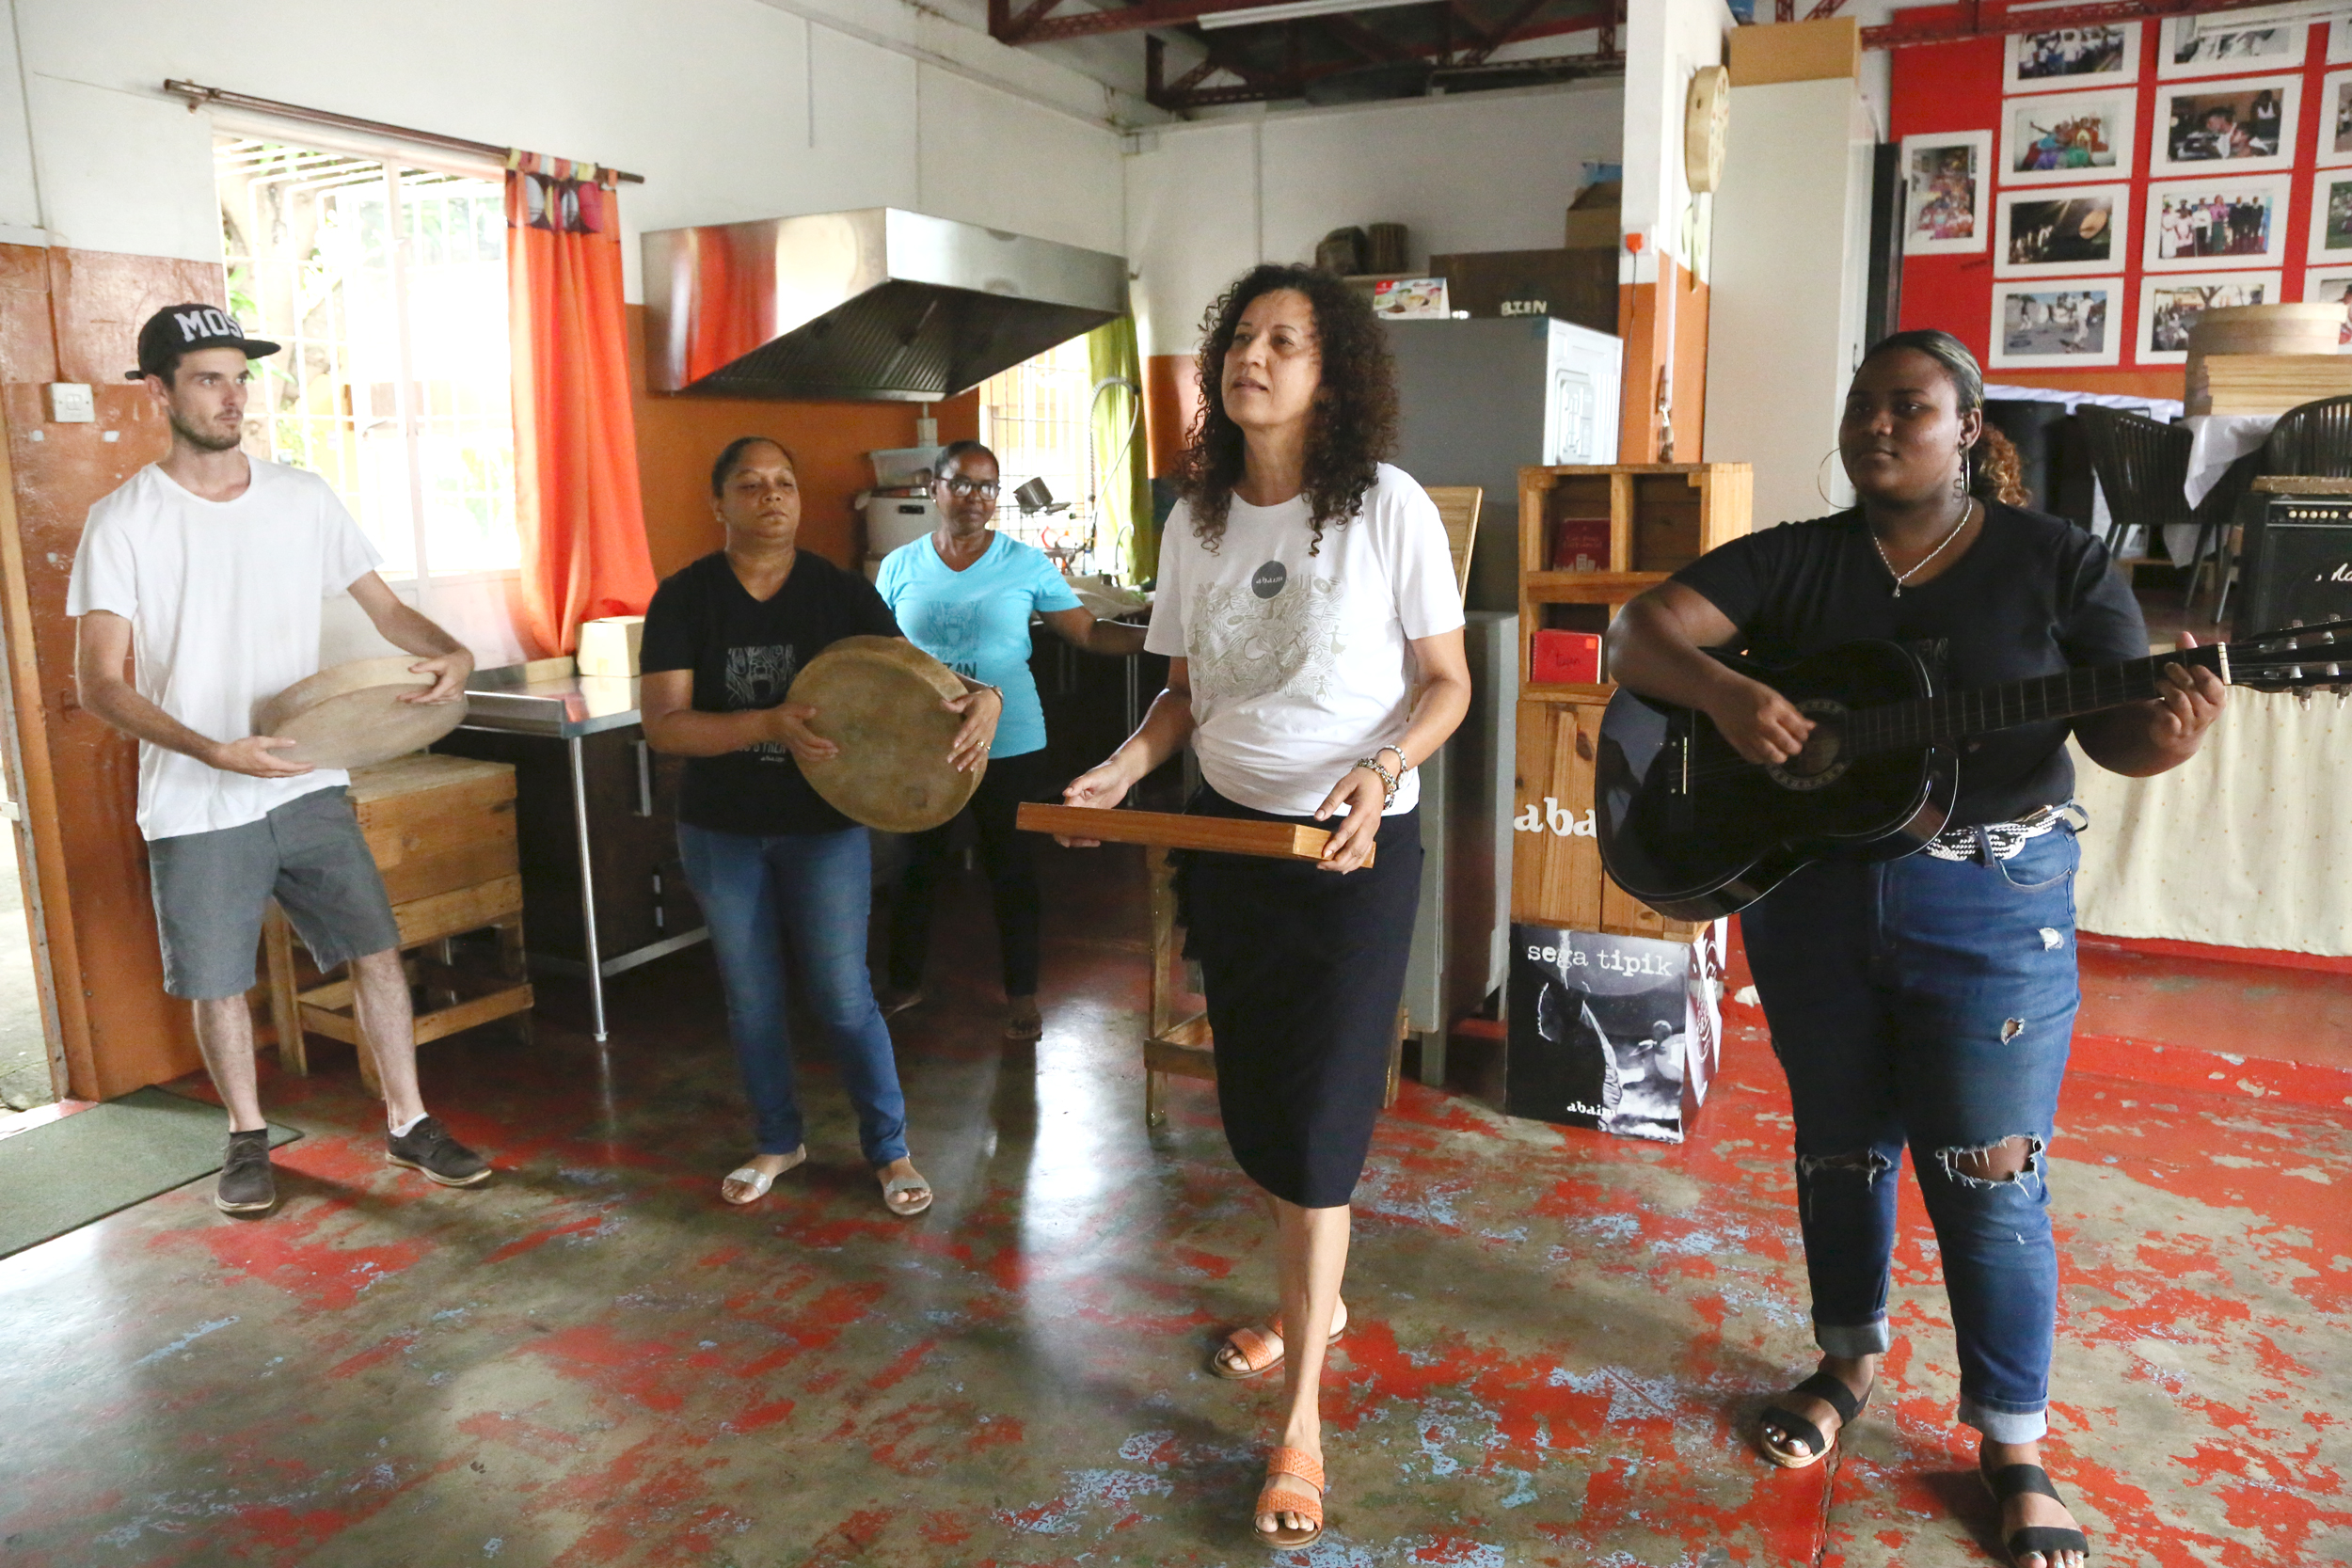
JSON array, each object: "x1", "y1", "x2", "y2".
[{"x1": 44, "y1": 383, "x2": 94, "y2": 423}]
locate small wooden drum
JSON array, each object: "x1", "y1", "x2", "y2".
[
  {"x1": 252, "y1": 656, "x2": 469, "y2": 769},
  {"x1": 788, "y1": 636, "x2": 983, "y2": 833}
]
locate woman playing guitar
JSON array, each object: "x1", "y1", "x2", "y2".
[{"x1": 1607, "y1": 330, "x2": 2226, "y2": 1568}]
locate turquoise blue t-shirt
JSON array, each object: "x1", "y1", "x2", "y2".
[{"x1": 876, "y1": 532, "x2": 1082, "y2": 759}]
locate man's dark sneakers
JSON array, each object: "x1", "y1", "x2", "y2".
[
  {"x1": 215, "y1": 1128, "x2": 277, "y2": 1214},
  {"x1": 386, "y1": 1115, "x2": 492, "y2": 1187}
]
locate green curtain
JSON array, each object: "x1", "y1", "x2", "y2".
[{"x1": 1086, "y1": 315, "x2": 1153, "y2": 586}]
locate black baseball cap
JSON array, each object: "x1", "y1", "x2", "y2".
[{"x1": 126, "y1": 304, "x2": 281, "y2": 380}]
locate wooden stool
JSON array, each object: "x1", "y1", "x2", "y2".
[
  {"x1": 1141, "y1": 847, "x2": 1404, "y2": 1128},
  {"x1": 261, "y1": 754, "x2": 533, "y2": 1087}
]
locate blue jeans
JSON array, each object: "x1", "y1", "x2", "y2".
[
  {"x1": 1740, "y1": 827, "x2": 2082, "y2": 1444},
  {"x1": 676, "y1": 822, "x2": 909, "y2": 1167}
]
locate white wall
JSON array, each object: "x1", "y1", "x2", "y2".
[
  {"x1": 1, "y1": 0, "x2": 1129, "y2": 293},
  {"x1": 1122, "y1": 83, "x2": 1625, "y2": 360},
  {"x1": 1705, "y1": 76, "x2": 1878, "y2": 530},
  {"x1": 1619, "y1": 0, "x2": 1735, "y2": 285}
]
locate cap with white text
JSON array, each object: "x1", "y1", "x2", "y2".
[{"x1": 126, "y1": 304, "x2": 281, "y2": 380}]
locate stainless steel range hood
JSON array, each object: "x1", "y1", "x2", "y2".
[{"x1": 644, "y1": 209, "x2": 1125, "y2": 402}]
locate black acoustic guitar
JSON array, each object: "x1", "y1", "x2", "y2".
[{"x1": 1595, "y1": 620, "x2": 2350, "y2": 922}]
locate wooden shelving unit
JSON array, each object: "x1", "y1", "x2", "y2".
[{"x1": 1510, "y1": 462, "x2": 1751, "y2": 940}]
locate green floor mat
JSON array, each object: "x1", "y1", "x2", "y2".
[{"x1": 0, "y1": 1087, "x2": 301, "y2": 1258}]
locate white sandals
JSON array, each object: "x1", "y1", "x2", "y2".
[
  {"x1": 882, "y1": 1167, "x2": 933, "y2": 1217},
  {"x1": 721, "y1": 1146, "x2": 806, "y2": 1205}
]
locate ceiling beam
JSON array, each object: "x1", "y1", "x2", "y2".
[
  {"x1": 1001, "y1": 0, "x2": 1614, "y2": 48},
  {"x1": 1458, "y1": 0, "x2": 1554, "y2": 64},
  {"x1": 988, "y1": 0, "x2": 1070, "y2": 45},
  {"x1": 1321, "y1": 12, "x2": 1420, "y2": 61}
]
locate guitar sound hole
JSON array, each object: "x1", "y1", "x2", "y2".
[{"x1": 1765, "y1": 699, "x2": 1851, "y2": 793}]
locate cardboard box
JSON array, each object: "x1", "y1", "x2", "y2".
[
  {"x1": 1727, "y1": 17, "x2": 1858, "y2": 86},
  {"x1": 1505, "y1": 921, "x2": 1726, "y2": 1143},
  {"x1": 576, "y1": 616, "x2": 645, "y2": 677}
]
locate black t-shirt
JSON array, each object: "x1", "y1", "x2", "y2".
[
  {"x1": 640, "y1": 550, "x2": 901, "y2": 836},
  {"x1": 1670, "y1": 502, "x2": 2149, "y2": 828}
]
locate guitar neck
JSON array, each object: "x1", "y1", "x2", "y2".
[{"x1": 1848, "y1": 644, "x2": 2226, "y2": 756}]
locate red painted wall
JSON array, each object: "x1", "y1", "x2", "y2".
[{"x1": 1891, "y1": 10, "x2": 2335, "y2": 399}]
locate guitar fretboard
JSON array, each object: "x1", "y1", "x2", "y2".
[{"x1": 1843, "y1": 648, "x2": 2219, "y2": 757}]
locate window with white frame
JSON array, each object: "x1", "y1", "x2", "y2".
[
  {"x1": 978, "y1": 336, "x2": 1121, "y2": 577},
  {"x1": 215, "y1": 136, "x2": 517, "y2": 583}
]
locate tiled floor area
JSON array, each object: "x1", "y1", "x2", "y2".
[{"x1": 1, "y1": 844, "x2": 2347, "y2": 1566}]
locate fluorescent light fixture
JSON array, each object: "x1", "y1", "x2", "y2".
[{"x1": 1196, "y1": 0, "x2": 1430, "y2": 30}]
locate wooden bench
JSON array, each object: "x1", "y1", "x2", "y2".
[{"x1": 261, "y1": 753, "x2": 532, "y2": 1090}]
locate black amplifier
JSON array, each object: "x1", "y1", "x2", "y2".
[{"x1": 2237, "y1": 498, "x2": 2352, "y2": 635}]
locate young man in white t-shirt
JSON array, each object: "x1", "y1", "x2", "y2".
[{"x1": 67, "y1": 304, "x2": 496, "y2": 1214}]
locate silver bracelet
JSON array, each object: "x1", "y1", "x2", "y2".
[{"x1": 1354, "y1": 753, "x2": 1400, "y2": 806}]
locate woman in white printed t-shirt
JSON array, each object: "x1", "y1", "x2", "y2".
[{"x1": 1061, "y1": 263, "x2": 1471, "y2": 1547}]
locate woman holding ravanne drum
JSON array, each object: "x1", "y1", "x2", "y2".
[
  {"x1": 1608, "y1": 331, "x2": 2224, "y2": 1568},
  {"x1": 641, "y1": 436, "x2": 1003, "y2": 1219},
  {"x1": 876, "y1": 439, "x2": 1146, "y2": 1041},
  {"x1": 1060, "y1": 264, "x2": 1471, "y2": 1547}
]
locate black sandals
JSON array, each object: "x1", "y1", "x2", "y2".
[
  {"x1": 1981, "y1": 1461, "x2": 2090, "y2": 1566},
  {"x1": 1757, "y1": 1369, "x2": 1871, "y2": 1469}
]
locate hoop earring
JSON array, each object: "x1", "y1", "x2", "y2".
[
  {"x1": 1816, "y1": 449, "x2": 1843, "y2": 507},
  {"x1": 1953, "y1": 445, "x2": 1971, "y2": 501}
]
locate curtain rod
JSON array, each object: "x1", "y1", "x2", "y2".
[{"x1": 163, "y1": 80, "x2": 645, "y2": 184}]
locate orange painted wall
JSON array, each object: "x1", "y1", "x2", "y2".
[
  {"x1": 1143, "y1": 353, "x2": 1200, "y2": 480},
  {"x1": 1617, "y1": 254, "x2": 1710, "y2": 462},
  {"x1": 0, "y1": 245, "x2": 222, "y2": 1099},
  {"x1": 624, "y1": 306, "x2": 978, "y2": 578}
]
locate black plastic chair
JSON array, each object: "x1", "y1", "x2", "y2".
[{"x1": 2076, "y1": 404, "x2": 2254, "y2": 615}]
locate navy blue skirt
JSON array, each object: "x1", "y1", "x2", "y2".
[{"x1": 1178, "y1": 785, "x2": 1422, "y2": 1208}]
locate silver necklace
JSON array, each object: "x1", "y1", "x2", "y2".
[{"x1": 1870, "y1": 500, "x2": 1974, "y2": 597}]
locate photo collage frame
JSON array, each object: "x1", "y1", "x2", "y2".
[{"x1": 1947, "y1": 18, "x2": 2352, "y2": 368}]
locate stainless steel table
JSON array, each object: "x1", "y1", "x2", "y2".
[{"x1": 453, "y1": 667, "x2": 707, "y2": 1040}]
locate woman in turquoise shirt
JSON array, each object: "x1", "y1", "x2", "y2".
[{"x1": 877, "y1": 440, "x2": 1146, "y2": 1040}]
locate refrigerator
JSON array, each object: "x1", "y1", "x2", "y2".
[{"x1": 1382, "y1": 316, "x2": 1623, "y2": 612}]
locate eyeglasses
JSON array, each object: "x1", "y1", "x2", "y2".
[{"x1": 942, "y1": 478, "x2": 999, "y2": 499}]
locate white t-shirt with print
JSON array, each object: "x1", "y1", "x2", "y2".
[
  {"x1": 1146, "y1": 463, "x2": 1464, "y2": 817},
  {"x1": 66, "y1": 459, "x2": 384, "y2": 841}
]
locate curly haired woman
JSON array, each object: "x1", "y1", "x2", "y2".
[{"x1": 1059, "y1": 264, "x2": 1471, "y2": 1546}]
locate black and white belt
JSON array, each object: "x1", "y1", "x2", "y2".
[{"x1": 1920, "y1": 800, "x2": 2088, "y2": 863}]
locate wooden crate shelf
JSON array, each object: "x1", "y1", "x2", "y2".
[
  {"x1": 1516, "y1": 463, "x2": 1750, "y2": 690},
  {"x1": 1510, "y1": 463, "x2": 1749, "y2": 943}
]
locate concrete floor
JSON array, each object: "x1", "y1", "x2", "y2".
[{"x1": 1, "y1": 844, "x2": 2347, "y2": 1567}]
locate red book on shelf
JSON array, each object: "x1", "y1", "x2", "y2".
[
  {"x1": 1533, "y1": 629, "x2": 1601, "y2": 686},
  {"x1": 1550, "y1": 515, "x2": 1612, "y2": 572}
]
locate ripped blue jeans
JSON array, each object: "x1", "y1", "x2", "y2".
[{"x1": 1740, "y1": 826, "x2": 2081, "y2": 1443}]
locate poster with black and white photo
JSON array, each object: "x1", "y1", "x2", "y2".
[
  {"x1": 1505, "y1": 923, "x2": 1725, "y2": 1144},
  {"x1": 2006, "y1": 24, "x2": 2139, "y2": 93}
]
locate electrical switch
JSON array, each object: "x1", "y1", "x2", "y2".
[{"x1": 45, "y1": 384, "x2": 94, "y2": 423}]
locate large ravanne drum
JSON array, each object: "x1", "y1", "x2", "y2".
[
  {"x1": 787, "y1": 636, "x2": 982, "y2": 833},
  {"x1": 252, "y1": 656, "x2": 469, "y2": 770}
]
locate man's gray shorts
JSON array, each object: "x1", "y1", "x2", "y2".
[{"x1": 147, "y1": 786, "x2": 402, "y2": 1001}]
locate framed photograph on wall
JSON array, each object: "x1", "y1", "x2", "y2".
[
  {"x1": 2153, "y1": 75, "x2": 2300, "y2": 175},
  {"x1": 2335, "y1": 19, "x2": 2352, "y2": 66},
  {"x1": 2302, "y1": 268, "x2": 2352, "y2": 345},
  {"x1": 1901, "y1": 131, "x2": 1991, "y2": 254},
  {"x1": 2000, "y1": 88, "x2": 2137, "y2": 184},
  {"x1": 2006, "y1": 24, "x2": 2140, "y2": 93},
  {"x1": 2310, "y1": 171, "x2": 2352, "y2": 266},
  {"x1": 2319, "y1": 71, "x2": 2352, "y2": 168},
  {"x1": 2137, "y1": 272, "x2": 2282, "y2": 364},
  {"x1": 2145, "y1": 175, "x2": 2292, "y2": 270},
  {"x1": 1994, "y1": 185, "x2": 2131, "y2": 277},
  {"x1": 2159, "y1": 16, "x2": 2307, "y2": 79},
  {"x1": 1990, "y1": 278, "x2": 2124, "y2": 369}
]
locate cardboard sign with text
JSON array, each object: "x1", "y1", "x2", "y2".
[{"x1": 1504, "y1": 921, "x2": 1727, "y2": 1143}]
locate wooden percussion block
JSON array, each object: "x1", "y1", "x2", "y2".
[
  {"x1": 254, "y1": 656, "x2": 469, "y2": 770},
  {"x1": 1016, "y1": 802, "x2": 1374, "y2": 866},
  {"x1": 789, "y1": 636, "x2": 983, "y2": 834}
]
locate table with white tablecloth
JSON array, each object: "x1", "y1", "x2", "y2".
[{"x1": 2069, "y1": 688, "x2": 2352, "y2": 957}]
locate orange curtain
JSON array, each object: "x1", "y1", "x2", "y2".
[{"x1": 506, "y1": 152, "x2": 659, "y2": 656}]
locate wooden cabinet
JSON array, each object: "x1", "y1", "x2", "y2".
[
  {"x1": 262, "y1": 754, "x2": 534, "y2": 1083},
  {"x1": 1509, "y1": 698, "x2": 1706, "y2": 941}
]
